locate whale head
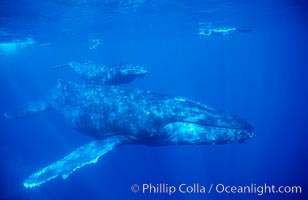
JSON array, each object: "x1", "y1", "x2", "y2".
[{"x1": 162, "y1": 99, "x2": 254, "y2": 145}]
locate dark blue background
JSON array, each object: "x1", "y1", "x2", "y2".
[{"x1": 0, "y1": 0, "x2": 307, "y2": 199}]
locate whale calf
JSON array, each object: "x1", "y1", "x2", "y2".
[
  {"x1": 53, "y1": 61, "x2": 147, "y2": 85},
  {"x1": 5, "y1": 80, "x2": 254, "y2": 188}
]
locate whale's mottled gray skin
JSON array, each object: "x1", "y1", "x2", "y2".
[
  {"x1": 54, "y1": 61, "x2": 147, "y2": 85},
  {"x1": 51, "y1": 81, "x2": 254, "y2": 145},
  {"x1": 5, "y1": 80, "x2": 254, "y2": 188}
]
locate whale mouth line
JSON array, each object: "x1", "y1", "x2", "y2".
[
  {"x1": 163, "y1": 121, "x2": 254, "y2": 145},
  {"x1": 169, "y1": 121, "x2": 254, "y2": 132}
]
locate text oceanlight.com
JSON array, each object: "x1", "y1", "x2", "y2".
[{"x1": 130, "y1": 183, "x2": 302, "y2": 196}]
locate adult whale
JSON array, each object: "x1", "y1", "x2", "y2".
[{"x1": 4, "y1": 80, "x2": 254, "y2": 188}]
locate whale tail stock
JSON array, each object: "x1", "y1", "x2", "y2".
[
  {"x1": 3, "y1": 101, "x2": 50, "y2": 119},
  {"x1": 23, "y1": 135, "x2": 134, "y2": 188},
  {"x1": 51, "y1": 63, "x2": 72, "y2": 70}
]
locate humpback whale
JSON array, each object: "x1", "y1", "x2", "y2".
[
  {"x1": 53, "y1": 61, "x2": 147, "y2": 85},
  {"x1": 4, "y1": 80, "x2": 254, "y2": 188},
  {"x1": 5, "y1": 80, "x2": 254, "y2": 188}
]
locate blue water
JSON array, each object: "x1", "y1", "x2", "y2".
[{"x1": 0, "y1": 0, "x2": 307, "y2": 199}]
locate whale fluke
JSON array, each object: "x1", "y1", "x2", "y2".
[{"x1": 23, "y1": 135, "x2": 134, "y2": 188}]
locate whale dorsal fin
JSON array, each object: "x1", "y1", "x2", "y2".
[{"x1": 23, "y1": 135, "x2": 134, "y2": 188}]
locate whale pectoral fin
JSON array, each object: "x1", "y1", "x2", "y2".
[
  {"x1": 23, "y1": 135, "x2": 132, "y2": 189},
  {"x1": 4, "y1": 101, "x2": 49, "y2": 119}
]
